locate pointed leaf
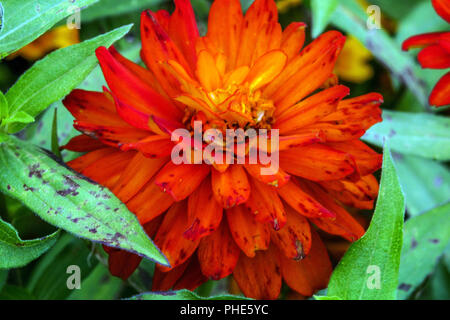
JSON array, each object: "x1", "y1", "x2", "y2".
[{"x1": 0, "y1": 135, "x2": 169, "y2": 267}]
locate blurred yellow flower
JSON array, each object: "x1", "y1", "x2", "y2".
[
  {"x1": 9, "y1": 26, "x2": 79, "y2": 61},
  {"x1": 334, "y1": 35, "x2": 374, "y2": 83},
  {"x1": 276, "y1": 0, "x2": 302, "y2": 13}
]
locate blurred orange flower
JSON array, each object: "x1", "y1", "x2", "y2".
[
  {"x1": 62, "y1": 0, "x2": 383, "y2": 299},
  {"x1": 9, "y1": 26, "x2": 79, "y2": 61}
]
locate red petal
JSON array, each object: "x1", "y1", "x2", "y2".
[
  {"x1": 430, "y1": 72, "x2": 450, "y2": 106},
  {"x1": 168, "y1": 0, "x2": 199, "y2": 67},
  {"x1": 61, "y1": 135, "x2": 106, "y2": 152},
  {"x1": 433, "y1": 0, "x2": 450, "y2": 23},
  {"x1": 417, "y1": 44, "x2": 450, "y2": 69}
]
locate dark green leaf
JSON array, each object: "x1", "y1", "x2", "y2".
[
  {"x1": 397, "y1": 203, "x2": 450, "y2": 299},
  {"x1": 363, "y1": 111, "x2": 450, "y2": 161},
  {"x1": 0, "y1": 285, "x2": 35, "y2": 300},
  {"x1": 128, "y1": 289, "x2": 251, "y2": 300},
  {"x1": 4, "y1": 24, "x2": 132, "y2": 133},
  {"x1": 0, "y1": 269, "x2": 8, "y2": 291},
  {"x1": 67, "y1": 263, "x2": 123, "y2": 300},
  {"x1": 0, "y1": 0, "x2": 98, "y2": 58},
  {"x1": 0, "y1": 135, "x2": 169, "y2": 267},
  {"x1": 0, "y1": 218, "x2": 59, "y2": 269},
  {"x1": 326, "y1": 144, "x2": 405, "y2": 299},
  {"x1": 51, "y1": 108, "x2": 62, "y2": 159}
]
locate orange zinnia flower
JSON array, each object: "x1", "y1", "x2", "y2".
[
  {"x1": 402, "y1": 0, "x2": 450, "y2": 107},
  {"x1": 62, "y1": 0, "x2": 383, "y2": 299}
]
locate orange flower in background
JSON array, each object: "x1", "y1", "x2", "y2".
[
  {"x1": 8, "y1": 26, "x2": 79, "y2": 61},
  {"x1": 402, "y1": 0, "x2": 450, "y2": 107},
  {"x1": 62, "y1": 0, "x2": 383, "y2": 299}
]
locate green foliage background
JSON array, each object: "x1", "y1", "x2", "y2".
[{"x1": 0, "y1": 0, "x2": 448, "y2": 300}]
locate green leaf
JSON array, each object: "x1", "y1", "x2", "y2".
[
  {"x1": 67, "y1": 263, "x2": 123, "y2": 300},
  {"x1": 0, "y1": 285, "x2": 36, "y2": 300},
  {"x1": 0, "y1": 0, "x2": 98, "y2": 58},
  {"x1": 4, "y1": 24, "x2": 132, "y2": 133},
  {"x1": 0, "y1": 135, "x2": 169, "y2": 267},
  {"x1": 331, "y1": 0, "x2": 431, "y2": 109},
  {"x1": 311, "y1": 0, "x2": 338, "y2": 38},
  {"x1": 0, "y1": 218, "x2": 59, "y2": 269},
  {"x1": 363, "y1": 111, "x2": 450, "y2": 161},
  {"x1": 393, "y1": 154, "x2": 450, "y2": 217},
  {"x1": 314, "y1": 295, "x2": 342, "y2": 300},
  {"x1": 397, "y1": 203, "x2": 450, "y2": 299},
  {"x1": 128, "y1": 289, "x2": 252, "y2": 300},
  {"x1": 81, "y1": 0, "x2": 163, "y2": 23},
  {"x1": 326, "y1": 143, "x2": 405, "y2": 300},
  {"x1": 1, "y1": 111, "x2": 34, "y2": 125},
  {"x1": 51, "y1": 108, "x2": 62, "y2": 159},
  {"x1": 412, "y1": 252, "x2": 450, "y2": 300},
  {"x1": 0, "y1": 269, "x2": 8, "y2": 291},
  {"x1": 0, "y1": 91, "x2": 7, "y2": 121}
]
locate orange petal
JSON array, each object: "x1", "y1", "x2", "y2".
[
  {"x1": 152, "y1": 259, "x2": 189, "y2": 291},
  {"x1": 173, "y1": 255, "x2": 208, "y2": 291},
  {"x1": 265, "y1": 31, "x2": 346, "y2": 113},
  {"x1": 276, "y1": 85, "x2": 350, "y2": 134},
  {"x1": 61, "y1": 135, "x2": 106, "y2": 152},
  {"x1": 67, "y1": 148, "x2": 118, "y2": 172},
  {"x1": 197, "y1": 222, "x2": 240, "y2": 280},
  {"x1": 326, "y1": 140, "x2": 382, "y2": 176},
  {"x1": 73, "y1": 121, "x2": 149, "y2": 149},
  {"x1": 196, "y1": 50, "x2": 222, "y2": 92},
  {"x1": 96, "y1": 47, "x2": 181, "y2": 120},
  {"x1": 112, "y1": 153, "x2": 168, "y2": 203},
  {"x1": 154, "y1": 201, "x2": 200, "y2": 270},
  {"x1": 277, "y1": 180, "x2": 334, "y2": 218},
  {"x1": 108, "y1": 46, "x2": 164, "y2": 95},
  {"x1": 235, "y1": 0, "x2": 279, "y2": 67},
  {"x1": 300, "y1": 180, "x2": 366, "y2": 242},
  {"x1": 226, "y1": 205, "x2": 270, "y2": 258},
  {"x1": 206, "y1": 0, "x2": 244, "y2": 71},
  {"x1": 246, "y1": 50, "x2": 287, "y2": 91},
  {"x1": 281, "y1": 22, "x2": 307, "y2": 61},
  {"x1": 168, "y1": 0, "x2": 199, "y2": 67},
  {"x1": 155, "y1": 162, "x2": 210, "y2": 201},
  {"x1": 81, "y1": 150, "x2": 136, "y2": 188},
  {"x1": 106, "y1": 249, "x2": 142, "y2": 281},
  {"x1": 430, "y1": 72, "x2": 450, "y2": 107},
  {"x1": 244, "y1": 163, "x2": 290, "y2": 187},
  {"x1": 63, "y1": 89, "x2": 126, "y2": 126},
  {"x1": 126, "y1": 177, "x2": 175, "y2": 224},
  {"x1": 279, "y1": 229, "x2": 332, "y2": 296},
  {"x1": 433, "y1": 0, "x2": 450, "y2": 23},
  {"x1": 417, "y1": 44, "x2": 450, "y2": 69},
  {"x1": 280, "y1": 144, "x2": 357, "y2": 181},
  {"x1": 319, "y1": 174, "x2": 379, "y2": 210},
  {"x1": 245, "y1": 178, "x2": 286, "y2": 230},
  {"x1": 271, "y1": 205, "x2": 312, "y2": 260},
  {"x1": 211, "y1": 165, "x2": 250, "y2": 208},
  {"x1": 185, "y1": 178, "x2": 223, "y2": 241},
  {"x1": 233, "y1": 245, "x2": 282, "y2": 300},
  {"x1": 121, "y1": 135, "x2": 174, "y2": 158}
]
